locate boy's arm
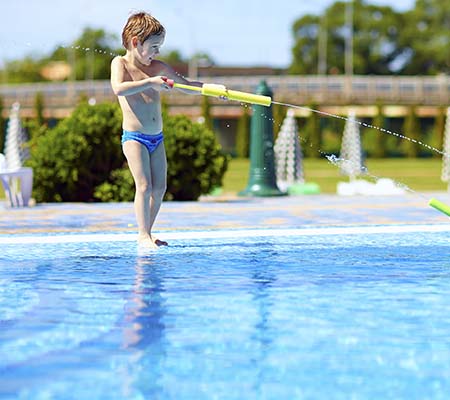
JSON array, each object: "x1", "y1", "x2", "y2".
[
  {"x1": 110, "y1": 57, "x2": 170, "y2": 96},
  {"x1": 155, "y1": 60, "x2": 204, "y2": 95}
]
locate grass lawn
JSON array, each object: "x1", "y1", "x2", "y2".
[
  {"x1": 1, "y1": 158, "x2": 446, "y2": 201},
  {"x1": 222, "y1": 158, "x2": 448, "y2": 194}
]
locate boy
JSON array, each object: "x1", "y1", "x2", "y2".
[{"x1": 111, "y1": 12, "x2": 203, "y2": 248}]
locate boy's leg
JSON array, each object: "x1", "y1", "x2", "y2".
[
  {"x1": 122, "y1": 141, "x2": 153, "y2": 242},
  {"x1": 149, "y1": 143, "x2": 167, "y2": 244}
]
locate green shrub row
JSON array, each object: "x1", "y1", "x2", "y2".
[{"x1": 27, "y1": 101, "x2": 228, "y2": 202}]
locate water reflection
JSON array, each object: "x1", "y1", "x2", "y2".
[
  {"x1": 121, "y1": 255, "x2": 167, "y2": 398},
  {"x1": 251, "y1": 259, "x2": 277, "y2": 395}
]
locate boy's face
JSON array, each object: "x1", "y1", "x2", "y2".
[{"x1": 134, "y1": 33, "x2": 165, "y2": 66}]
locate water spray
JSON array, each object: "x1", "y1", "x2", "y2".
[{"x1": 164, "y1": 78, "x2": 450, "y2": 218}]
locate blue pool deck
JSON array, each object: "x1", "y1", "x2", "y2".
[{"x1": 1, "y1": 192, "x2": 450, "y2": 235}]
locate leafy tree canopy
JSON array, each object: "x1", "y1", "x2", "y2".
[
  {"x1": 0, "y1": 29, "x2": 214, "y2": 83},
  {"x1": 1, "y1": 0, "x2": 447, "y2": 82},
  {"x1": 290, "y1": 0, "x2": 449, "y2": 75}
]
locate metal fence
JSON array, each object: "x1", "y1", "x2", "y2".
[{"x1": 0, "y1": 75, "x2": 448, "y2": 117}]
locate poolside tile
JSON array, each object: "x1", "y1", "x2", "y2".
[{"x1": 1, "y1": 193, "x2": 449, "y2": 234}]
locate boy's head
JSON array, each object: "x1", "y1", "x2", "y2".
[{"x1": 122, "y1": 12, "x2": 165, "y2": 50}]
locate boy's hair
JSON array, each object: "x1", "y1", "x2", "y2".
[{"x1": 122, "y1": 12, "x2": 165, "y2": 49}]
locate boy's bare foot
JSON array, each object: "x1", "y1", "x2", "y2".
[{"x1": 138, "y1": 234, "x2": 158, "y2": 249}]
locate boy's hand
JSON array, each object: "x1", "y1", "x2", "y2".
[
  {"x1": 161, "y1": 76, "x2": 175, "y2": 88},
  {"x1": 156, "y1": 76, "x2": 172, "y2": 91}
]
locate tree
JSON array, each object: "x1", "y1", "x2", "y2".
[
  {"x1": 290, "y1": 1, "x2": 404, "y2": 75},
  {"x1": 363, "y1": 104, "x2": 386, "y2": 158},
  {"x1": 190, "y1": 52, "x2": 215, "y2": 67},
  {"x1": 399, "y1": 0, "x2": 450, "y2": 75},
  {"x1": 159, "y1": 50, "x2": 185, "y2": 65},
  {"x1": 48, "y1": 28, "x2": 119, "y2": 81},
  {"x1": 430, "y1": 107, "x2": 447, "y2": 158},
  {"x1": 290, "y1": 14, "x2": 321, "y2": 75},
  {"x1": 2, "y1": 57, "x2": 45, "y2": 83},
  {"x1": 1, "y1": 28, "x2": 120, "y2": 84},
  {"x1": 401, "y1": 106, "x2": 422, "y2": 157},
  {"x1": 303, "y1": 105, "x2": 321, "y2": 158},
  {"x1": 289, "y1": 0, "x2": 449, "y2": 75}
]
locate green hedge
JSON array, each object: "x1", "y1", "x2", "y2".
[
  {"x1": 28, "y1": 101, "x2": 228, "y2": 202},
  {"x1": 28, "y1": 101, "x2": 123, "y2": 202},
  {"x1": 163, "y1": 115, "x2": 229, "y2": 201}
]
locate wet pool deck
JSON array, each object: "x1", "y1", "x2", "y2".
[{"x1": 1, "y1": 192, "x2": 450, "y2": 236}]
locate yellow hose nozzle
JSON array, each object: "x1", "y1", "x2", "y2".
[{"x1": 164, "y1": 78, "x2": 271, "y2": 107}]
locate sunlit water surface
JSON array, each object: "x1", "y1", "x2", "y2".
[{"x1": 1, "y1": 229, "x2": 450, "y2": 399}]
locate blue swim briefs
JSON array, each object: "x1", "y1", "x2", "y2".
[{"x1": 121, "y1": 130, "x2": 164, "y2": 154}]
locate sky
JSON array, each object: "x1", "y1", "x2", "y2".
[{"x1": 0, "y1": 0, "x2": 416, "y2": 68}]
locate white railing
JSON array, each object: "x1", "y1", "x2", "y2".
[{"x1": 0, "y1": 75, "x2": 448, "y2": 115}]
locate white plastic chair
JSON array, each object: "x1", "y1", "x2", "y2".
[
  {"x1": 1, "y1": 102, "x2": 34, "y2": 207},
  {"x1": 0, "y1": 153, "x2": 33, "y2": 207}
]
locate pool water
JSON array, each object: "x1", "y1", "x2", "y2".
[{"x1": 1, "y1": 226, "x2": 450, "y2": 399}]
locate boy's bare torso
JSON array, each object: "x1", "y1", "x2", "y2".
[{"x1": 116, "y1": 57, "x2": 165, "y2": 135}]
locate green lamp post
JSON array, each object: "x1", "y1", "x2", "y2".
[{"x1": 239, "y1": 80, "x2": 285, "y2": 197}]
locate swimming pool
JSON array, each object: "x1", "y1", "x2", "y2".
[{"x1": 1, "y1": 225, "x2": 450, "y2": 399}]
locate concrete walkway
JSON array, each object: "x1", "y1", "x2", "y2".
[{"x1": 1, "y1": 193, "x2": 450, "y2": 235}]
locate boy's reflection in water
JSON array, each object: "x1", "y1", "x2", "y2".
[
  {"x1": 121, "y1": 254, "x2": 167, "y2": 397},
  {"x1": 250, "y1": 261, "x2": 277, "y2": 394}
]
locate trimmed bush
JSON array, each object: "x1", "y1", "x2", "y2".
[
  {"x1": 28, "y1": 101, "x2": 123, "y2": 202},
  {"x1": 163, "y1": 115, "x2": 229, "y2": 200},
  {"x1": 94, "y1": 168, "x2": 134, "y2": 202},
  {"x1": 29, "y1": 101, "x2": 228, "y2": 202},
  {"x1": 96, "y1": 115, "x2": 228, "y2": 202}
]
